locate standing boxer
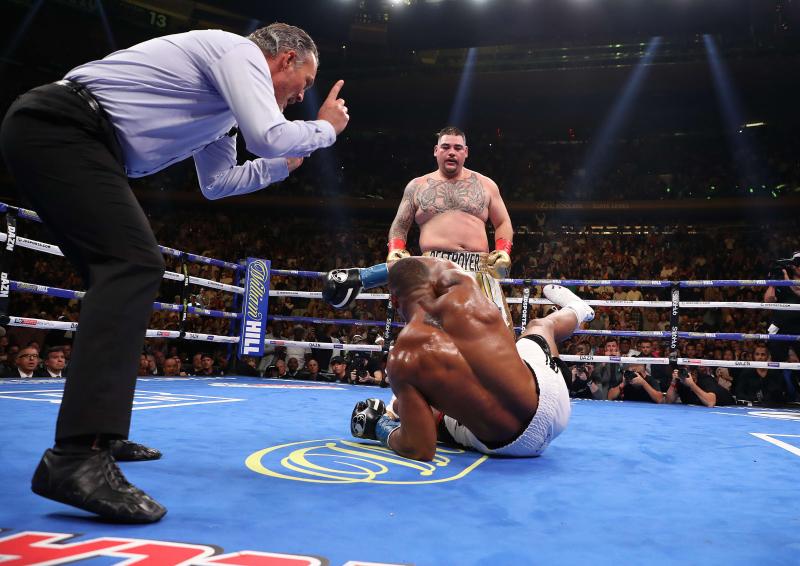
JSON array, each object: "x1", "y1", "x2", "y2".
[{"x1": 386, "y1": 127, "x2": 515, "y2": 329}]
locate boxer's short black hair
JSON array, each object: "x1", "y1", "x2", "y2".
[
  {"x1": 436, "y1": 126, "x2": 466, "y2": 145},
  {"x1": 388, "y1": 257, "x2": 430, "y2": 299}
]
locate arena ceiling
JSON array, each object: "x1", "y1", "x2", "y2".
[{"x1": 1, "y1": 0, "x2": 798, "y2": 132}]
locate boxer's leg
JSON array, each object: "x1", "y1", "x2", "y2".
[{"x1": 523, "y1": 285, "x2": 593, "y2": 355}]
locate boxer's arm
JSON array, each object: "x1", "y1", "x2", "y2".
[
  {"x1": 485, "y1": 177, "x2": 514, "y2": 244},
  {"x1": 387, "y1": 180, "x2": 418, "y2": 261},
  {"x1": 485, "y1": 177, "x2": 513, "y2": 277},
  {"x1": 388, "y1": 377, "x2": 438, "y2": 461}
]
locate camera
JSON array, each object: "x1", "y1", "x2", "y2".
[
  {"x1": 677, "y1": 368, "x2": 689, "y2": 380},
  {"x1": 622, "y1": 370, "x2": 638, "y2": 383},
  {"x1": 768, "y1": 254, "x2": 800, "y2": 280},
  {"x1": 350, "y1": 356, "x2": 369, "y2": 380}
]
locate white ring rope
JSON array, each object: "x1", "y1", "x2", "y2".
[
  {"x1": 505, "y1": 297, "x2": 800, "y2": 311},
  {"x1": 5, "y1": 316, "x2": 798, "y2": 368},
  {"x1": 4, "y1": 217, "x2": 800, "y2": 371}
]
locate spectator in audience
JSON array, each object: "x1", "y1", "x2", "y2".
[
  {"x1": 715, "y1": 367, "x2": 735, "y2": 395},
  {"x1": 311, "y1": 324, "x2": 339, "y2": 370},
  {"x1": 162, "y1": 357, "x2": 183, "y2": 377},
  {"x1": 348, "y1": 352, "x2": 385, "y2": 386},
  {"x1": 2, "y1": 346, "x2": 40, "y2": 378},
  {"x1": 297, "y1": 358, "x2": 329, "y2": 381},
  {"x1": 235, "y1": 355, "x2": 260, "y2": 377},
  {"x1": 665, "y1": 366, "x2": 735, "y2": 407},
  {"x1": 330, "y1": 356, "x2": 350, "y2": 384},
  {"x1": 735, "y1": 344, "x2": 789, "y2": 404},
  {"x1": 257, "y1": 326, "x2": 279, "y2": 376},
  {"x1": 189, "y1": 352, "x2": 203, "y2": 375},
  {"x1": 137, "y1": 354, "x2": 151, "y2": 377},
  {"x1": 285, "y1": 325, "x2": 311, "y2": 368},
  {"x1": 195, "y1": 352, "x2": 224, "y2": 377},
  {"x1": 592, "y1": 338, "x2": 622, "y2": 399},
  {"x1": 607, "y1": 362, "x2": 663, "y2": 403},
  {"x1": 1, "y1": 344, "x2": 20, "y2": 375},
  {"x1": 285, "y1": 357, "x2": 301, "y2": 378},
  {"x1": 619, "y1": 338, "x2": 634, "y2": 356},
  {"x1": 567, "y1": 362, "x2": 597, "y2": 399},
  {"x1": 37, "y1": 347, "x2": 67, "y2": 378},
  {"x1": 146, "y1": 354, "x2": 159, "y2": 376}
]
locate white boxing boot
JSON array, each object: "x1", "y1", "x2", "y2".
[{"x1": 543, "y1": 284, "x2": 595, "y2": 329}]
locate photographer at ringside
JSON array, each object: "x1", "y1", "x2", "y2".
[
  {"x1": 665, "y1": 366, "x2": 735, "y2": 407},
  {"x1": 567, "y1": 362, "x2": 599, "y2": 399},
  {"x1": 606, "y1": 362, "x2": 663, "y2": 403},
  {"x1": 346, "y1": 331, "x2": 386, "y2": 386},
  {"x1": 763, "y1": 251, "x2": 800, "y2": 366}
]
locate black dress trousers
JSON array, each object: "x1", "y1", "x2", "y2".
[{"x1": 0, "y1": 83, "x2": 165, "y2": 440}]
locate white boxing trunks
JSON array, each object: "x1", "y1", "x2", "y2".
[
  {"x1": 423, "y1": 250, "x2": 513, "y2": 331},
  {"x1": 441, "y1": 334, "x2": 571, "y2": 457}
]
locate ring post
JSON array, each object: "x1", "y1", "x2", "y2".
[
  {"x1": 239, "y1": 258, "x2": 271, "y2": 358},
  {"x1": 178, "y1": 256, "x2": 189, "y2": 339},
  {"x1": 382, "y1": 299, "x2": 394, "y2": 352},
  {"x1": 669, "y1": 281, "x2": 680, "y2": 372},
  {"x1": 0, "y1": 211, "x2": 17, "y2": 324},
  {"x1": 519, "y1": 280, "x2": 532, "y2": 336},
  {"x1": 228, "y1": 261, "x2": 244, "y2": 366}
]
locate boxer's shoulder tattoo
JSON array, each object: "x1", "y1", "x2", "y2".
[
  {"x1": 417, "y1": 173, "x2": 486, "y2": 215},
  {"x1": 389, "y1": 180, "x2": 419, "y2": 239}
]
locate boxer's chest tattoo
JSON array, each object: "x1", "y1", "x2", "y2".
[{"x1": 416, "y1": 174, "x2": 486, "y2": 216}]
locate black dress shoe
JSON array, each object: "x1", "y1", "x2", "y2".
[
  {"x1": 110, "y1": 440, "x2": 162, "y2": 462},
  {"x1": 31, "y1": 448, "x2": 167, "y2": 523}
]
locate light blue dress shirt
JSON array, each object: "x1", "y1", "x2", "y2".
[{"x1": 66, "y1": 29, "x2": 336, "y2": 199}]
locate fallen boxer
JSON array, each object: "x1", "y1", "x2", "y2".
[{"x1": 348, "y1": 256, "x2": 594, "y2": 460}]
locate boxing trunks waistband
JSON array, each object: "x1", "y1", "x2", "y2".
[
  {"x1": 423, "y1": 250, "x2": 488, "y2": 273},
  {"x1": 520, "y1": 334, "x2": 570, "y2": 388}
]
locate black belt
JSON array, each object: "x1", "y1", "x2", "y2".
[{"x1": 54, "y1": 79, "x2": 103, "y2": 116}]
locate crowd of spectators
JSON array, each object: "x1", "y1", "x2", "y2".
[
  {"x1": 563, "y1": 336, "x2": 799, "y2": 407},
  {"x1": 2, "y1": 205, "x2": 799, "y2": 402},
  {"x1": 122, "y1": 127, "x2": 800, "y2": 204}
]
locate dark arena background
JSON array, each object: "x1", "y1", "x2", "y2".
[{"x1": 1, "y1": 1, "x2": 800, "y2": 565}]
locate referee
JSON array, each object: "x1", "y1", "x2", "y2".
[{"x1": 0, "y1": 22, "x2": 349, "y2": 522}]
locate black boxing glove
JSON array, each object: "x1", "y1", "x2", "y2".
[
  {"x1": 322, "y1": 268, "x2": 364, "y2": 310},
  {"x1": 351, "y1": 398, "x2": 386, "y2": 440}
]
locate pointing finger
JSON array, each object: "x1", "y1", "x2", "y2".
[{"x1": 326, "y1": 79, "x2": 344, "y2": 101}]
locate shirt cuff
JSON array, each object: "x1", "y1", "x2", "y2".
[
  {"x1": 266, "y1": 157, "x2": 290, "y2": 183},
  {"x1": 311, "y1": 119, "x2": 337, "y2": 147}
]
